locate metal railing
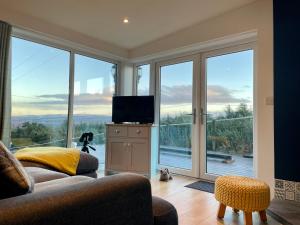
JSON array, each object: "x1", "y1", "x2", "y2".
[
  {"x1": 160, "y1": 116, "x2": 253, "y2": 156},
  {"x1": 11, "y1": 132, "x2": 105, "y2": 151}
]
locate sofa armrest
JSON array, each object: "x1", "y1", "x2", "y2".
[{"x1": 0, "y1": 173, "x2": 154, "y2": 225}]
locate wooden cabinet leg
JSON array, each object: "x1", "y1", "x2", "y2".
[
  {"x1": 244, "y1": 212, "x2": 253, "y2": 225},
  {"x1": 259, "y1": 210, "x2": 267, "y2": 222},
  {"x1": 217, "y1": 203, "x2": 226, "y2": 219}
]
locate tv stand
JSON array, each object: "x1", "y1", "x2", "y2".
[{"x1": 105, "y1": 123, "x2": 158, "y2": 177}]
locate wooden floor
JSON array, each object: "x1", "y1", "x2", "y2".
[{"x1": 151, "y1": 175, "x2": 281, "y2": 225}]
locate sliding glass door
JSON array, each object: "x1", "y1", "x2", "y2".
[
  {"x1": 157, "y1": 56, "x2": 200, "y2": 177},
  {"x1": 200, "y1": 47, "x2": 254, "y2": 180}
]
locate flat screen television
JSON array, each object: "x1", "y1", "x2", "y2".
[{"x1": 112, "y1": 96, "x2": 155, "y2": 124}]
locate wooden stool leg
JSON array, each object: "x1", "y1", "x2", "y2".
[
  {"x1": 244, "y1": 212, "x2": 253, "y2": 225},
  {"x1": 233, "y1": 208, "x2": 239, "y2": 213},
  {"x1": 259, "y1": 210, "x2": 267, "y2": 222},
  {"x1": 217, "y1": 203, "x2": 226, "y2": 219}
]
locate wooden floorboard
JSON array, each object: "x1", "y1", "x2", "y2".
[{"x1": 151, "y1": 175, "x2": 281, "y2": 225}]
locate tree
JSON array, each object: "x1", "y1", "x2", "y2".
[
  {"x1": 160, "y1": 103, "x2": 253, "y2": 155},
  {"x1": 236, "y1": 103, "x2": 252, "y2": 117},
  {"x1": 12, "y1": 122, "x2": 52, "y2": 144},
  {"x1": 224, "y1": 105, "x2": 235, "y2": 118}
]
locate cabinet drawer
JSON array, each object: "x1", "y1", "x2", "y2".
[
  {"x1": 108, "y1": 126, "x2": 127, "y2": 137},
  {"x1": 128, "y1": 126, "x2": 149, "y2": 138}
]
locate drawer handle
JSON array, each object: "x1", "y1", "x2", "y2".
[
  {"x1": 136, "y1": 129, "x2": 141, "y2": 134},
  {"x1": 114, "y1": 129, "x2": 120, "y2": 134}
]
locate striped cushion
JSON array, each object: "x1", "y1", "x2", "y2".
[{"x1": 0, "y1": 141, "x2": 34, "y2": 199}]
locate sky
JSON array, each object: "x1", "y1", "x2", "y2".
[
  {"x1": 11, "y1": 37, "x2": 253, "y2": 119},
  {"x1": 155, "y1": 50, "x2": 253, "y2": 117},
  {"x1": 11, "y1": 37, "x2": 115, "y2": 117}
]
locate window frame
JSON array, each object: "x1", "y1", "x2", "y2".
[
  {"x1": 147, "y1": 41, "x2": 258, "y2": 180},
  {"x1": 200, "y1": 43, "x2": 257, "y2": 180},
  {"x1": 10, "y1": 28, "x2": 120, "y2": 148},
  {"x1": 133, "y1": 63, "x2": 152, "y2": 96}
]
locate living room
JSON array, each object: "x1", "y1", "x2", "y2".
[{"x1": 0, "y1": 0, "x2": 299, "y2": 225}]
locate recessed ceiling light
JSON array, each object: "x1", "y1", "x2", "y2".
[{"x1": 123, "y1": 18, "x2": 129, "y2": 24}]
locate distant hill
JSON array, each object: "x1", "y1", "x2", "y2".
[{"x1": 11, "y1": 114, "x2": 112, "y2": 128}]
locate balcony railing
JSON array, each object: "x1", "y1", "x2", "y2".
[
  {"x1": 10, "y1": 132, "x2": 105, "y2": 152},
  {"x1": 159, "y1": 116, "x2": 253, "y2": 157}
]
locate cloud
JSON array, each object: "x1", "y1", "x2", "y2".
[
  {"x1": 12, "y1": 91, "x2": 114, "y2": 116},
  {"x1": 161, "y1": 85, "x2": 192, "y2": 104},
  {"x1": 35, "y1": 92, "x2": 113, "y2": 106},
  {"x1": 207, "y1": 85, "x2": 250, "y2": 104},
  {"x1": 13, "y1": 85, "x2": 249, "y2": 116},
  {"x1": 160, "y1": 85, "x2": 249, "y2": 105}
]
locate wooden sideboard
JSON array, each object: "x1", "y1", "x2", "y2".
[{"x1": 105, "y1": 123, "x2": 158, "y2": 177}]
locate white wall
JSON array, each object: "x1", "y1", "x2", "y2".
[{"x1": 129, "y1": 0, "x2": 274, "y2": 195}]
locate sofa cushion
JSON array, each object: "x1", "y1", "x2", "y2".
[
  {"x1": 25, "y1": 167, "x2": 69, "y2": 183},
  {"x1": 76, "y1": 151, "x2": 99, "y2": 174},
  {"x1": 152, "y1": 196, "x2": 178, "y2": 225},
  {"x1": 0, "y1": 141, "x2": 34, "y2": 199},
  {"x1": 20, "y1": 160, "x2": 56, "y2": 170},
  {"x1": 34, "y1": 175, "x2": 94, "y2": 192},
  {"x1": 20, "y1": 151, "x2": 99, "y2": 175}
]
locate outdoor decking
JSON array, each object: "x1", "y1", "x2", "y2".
[
  {"x1": 160, "y1": 152, "x2": 253, "y2": 177},
  {"x1": 88, "y1": 144, "x2": 253, "y2": 177}
]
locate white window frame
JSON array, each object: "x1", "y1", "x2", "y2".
[
  {"x1": 200, "y1": 43, "x2": 257, "y2": 181},
  {"x1": 151, "y1": 41, "x2": 256, "y2": 179},
  {"x1": 133, "y1": 62, "x2": 155, "y2": 96},
  {"x1": 10, "y1": 27, "x2": 121, "y2": 148},
  {"x1": 155, "y1": 54, "x2": 201, "y2": 177}
]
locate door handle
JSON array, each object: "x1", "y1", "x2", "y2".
[
  {"x1": 200, "y1": 108, "x2": 209, "y2": 124},
  {"x1": 185, "y1": 108, "x2": 196, "y2": 124}
]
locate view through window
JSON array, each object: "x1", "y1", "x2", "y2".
[
  {"x1": 136, "y1": 64, "x2": 150, "y2": 95},
  {"x1": 159, "y1": 61, "x2": 193, "y2": 170},
  {"x1": 11, "y1": 37, "x2": 70, "y2": 151},
  {"x1": 10, "y1": 36, "x2": 253, "y2": 177},
  {"x1": 205, "y1": 50, "x2": 254, "y2": 177},
  {"x1": 11, "y1": 38, "x2": 117, "y2": 172},
  {"x1": 72, "y1": 54, "x2": 116, "y2": 170}
]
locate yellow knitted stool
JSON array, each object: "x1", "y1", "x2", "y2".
[{"x1": 215, "y1": 176, "x2": 270, "y2": 225}]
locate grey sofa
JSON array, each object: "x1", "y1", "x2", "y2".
[
  {"x1": 0, "y1": 167, "x2": 178, "y2": 225},
  {"x1": 20, "y1": 151, "x2": 100, "y2": 178}
]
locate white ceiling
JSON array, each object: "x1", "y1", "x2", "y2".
[{"x1": 0, "y1": 0, "x2": 256, "y2": 49}]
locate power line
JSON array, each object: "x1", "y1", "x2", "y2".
[
  {"x1": 12, "y1": 53, "x2": 63, "y2": 81},
  {"x1": 12, "y1": 95, "x2": 51, "y2": 100},
  {"x1": 12, "y1": 50, "x2": 41, "y2": 71}
]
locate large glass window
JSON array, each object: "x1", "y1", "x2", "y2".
[
  {"x1": 11, "y1": 37, "x2": 70, "y2": 151},
  {"x1": 136, "y1": 64, "x2": 150, "y2": 95},
  {"x1": 72, "y1": 54, "x2": 116, "y2": 170}
]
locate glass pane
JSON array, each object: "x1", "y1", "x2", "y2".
[
  {"x1": 137, "y1": 64, "x2": 150, "y2": 95},
  {"x1": 72, "y1": 54, "x2": 116, "y2": 171},
  {"x1": 159, "y1": 61, "x2": 193, "y2": 170},
  {"x1": 206, "y1": 50, "x2": 254, "y2": 177},
  {"x1": 11, "y1": 37, "x2": 70, "y2": 151}
]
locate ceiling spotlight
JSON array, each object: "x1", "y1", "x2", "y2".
[{"x1": 123, "y1": 18, "x2": 129, "y2": 24}]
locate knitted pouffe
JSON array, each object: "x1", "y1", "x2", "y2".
[{"x1": 215, "y1": 176, "x2": 270, "y2": 225}]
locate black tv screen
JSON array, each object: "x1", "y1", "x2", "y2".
[{"x1": 112, "y1": 96, "x2": 155, "y2": 124}]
